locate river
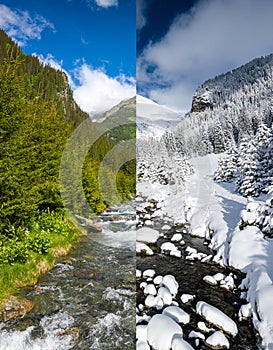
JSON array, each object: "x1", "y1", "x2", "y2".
[
  {"x1": 0, "y1": 203, "x2": 136, "y2": 350},
  {"x1": 136, "y1": 206, "x2": 258, "y2": 349}
]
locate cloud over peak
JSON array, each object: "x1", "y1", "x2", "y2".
[
  {"x1": 73, "y1": 64, "x2": 135, "y2": 115},
  {"x1": 0, "y1": 4, "x2": 54, "y2": 46},
  {"x1": 138, "y1": 0, "x2": 273, "y2": 112}
]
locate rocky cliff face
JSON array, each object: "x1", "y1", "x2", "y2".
[{"x1": 191, "y1": 91, "x2": 213, "y2": 112}]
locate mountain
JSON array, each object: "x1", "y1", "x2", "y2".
[
  {"x1": 94, "y1": 96, "x2": 135, "y2": 142},
  {"x1": 0, "y1": 29, "x2": 135, "y2": 231},
  {"x1": 171, "y1": 53, "x2": 273, "y2": 155},
  {"x1": 137, "y1": 94, "x2": 182, "y2": 139},
  {"x1": 96, "y1": 96, "x2": 135, "y2": 124},
  {"x1": 136, "y1": 95, "x2": 193, "y2": 185}
]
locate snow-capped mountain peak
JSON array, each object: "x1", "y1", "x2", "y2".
[{"x1": 137, "y1": 94, "x2": 182, "y2": 139}]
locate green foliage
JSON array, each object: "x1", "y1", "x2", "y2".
[
  {"x1": 0, "y1": 29, "x2": 135, "y2": 232},
  {"x1": 0, "y1": 238, "x2": 29, "y2": 264},
  {"x1": 0, "y1": 211, "x2": 78, "y2": 266}
]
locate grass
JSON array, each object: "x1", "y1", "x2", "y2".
[{"x1": 0, "y1": 211, "x2": 85, "y2": 305}]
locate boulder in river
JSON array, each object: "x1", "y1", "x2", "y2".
[{"x1": 0, "y1": 296, "x2": 34, "y2": 322}]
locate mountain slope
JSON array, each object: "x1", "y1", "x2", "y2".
[
  {"x1": 0, "y1": 30, "x2": 135, "y2": 231},
  {"x1": 94, "y1": 96, "x2": 135, "y2": 142},
  {"x1": 172, "y1": 53, "x2": 273, "y2": 155},
  {"x1": 137, "y1": 94, "x2": 181, "y2": 139}
]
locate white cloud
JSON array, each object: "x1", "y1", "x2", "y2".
[
  {"x1": 138, "y1": 0, "x2": 273, "y2": 112},
  {"x1": 0, "y1": 4, "x2": 54, "y2": 46},
  {"x1": 73, "y1": 64, "x2": 135, "y2": 114},
  {"x1": 137, "y1": 0, "x2": 147, "y2": 31},
  {"x1": 95, "y1": 0, "x2": 118, "y2": 8},
  {"x1": 80, "y1": 36, "x2": 88, "y2": 45},
  {"x1": 34, "y1": 54, "x2": 135, "y2": 115},
  {"x1": 34, "y1": 53, "x2": 63, "y2": 71}
]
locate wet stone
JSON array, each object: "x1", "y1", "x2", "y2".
[
  {"x1": 0, "y1": 296, "x2": 34, "y2": 322},
  {"x1": 73, "y1": 269, "x2": 104, "y2": 281}
]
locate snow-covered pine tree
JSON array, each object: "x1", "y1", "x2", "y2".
[
  {"x1": 235, "y1": 137, "x2": 259, "y2": 196},
  {"x1": 255, "y1": 195, "x2": 273, "y2": 237},
  {"x1": 214, "y1": 143, "x2": 238, "y2": 182},
  {"x1": 254, "y1": 122, "x2": 271, "y2": 194}
]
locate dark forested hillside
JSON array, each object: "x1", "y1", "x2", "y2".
[{"x1": 0, "y1": 29, "x2": 135, "y2": 233}]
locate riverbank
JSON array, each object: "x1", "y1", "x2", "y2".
[
  {"x1": 0, "y1": 202, "x2": 136, "y2": 350},
  {"x1": 136, "y1": 153, "x2": 273, "y2": 349},
  {"x1": 0, "y1": 211, "x2": 85, "y2": 310},
  {"x1": 136, "y1": 193, "x2": 257, "y2": 349}
]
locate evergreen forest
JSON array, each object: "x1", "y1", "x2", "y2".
[{"x1": 0, "y1": 29, "x2": 135, "y2": 294}]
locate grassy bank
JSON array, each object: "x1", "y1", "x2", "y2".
[{"x1": 0, "y1": 211, "x2": 84, "y2": 305}]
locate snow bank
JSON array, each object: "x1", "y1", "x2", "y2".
[{"x1": 229, "y1": 225, "x2": 273, "y2": 348}]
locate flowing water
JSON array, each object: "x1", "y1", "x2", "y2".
[{"x1": 0, "y1": 203, "x2": 136, "y2": 350}]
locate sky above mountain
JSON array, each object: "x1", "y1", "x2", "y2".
[
  {"x1": 0, "y1": 0, "x2": 135, "y2": 114},
  {"x1": 137, "y1": 0, "x2": 273, "y2": 113}
]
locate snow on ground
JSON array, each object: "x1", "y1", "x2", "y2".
[
  {"x1": 184, "y1": 154, "x2": 247, "y2": 265},
  {"x1": 138, "y1": 153, "x2": 273, "y2": 348},
  {"x1": 229, "y1": 225, "x2": 273, "y2": 349}
]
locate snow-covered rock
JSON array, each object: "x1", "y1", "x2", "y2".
[
  {"x1": 136, "y1": 269, "x2": 142, "y2": 278},
  {"x1": 196, "y1": 301, "x2": 238, "y2": 336},
  {"x1": 157, "y1": 287, "x2": 173, "y2": 306},
  {"x1": 154, "y1": 275, "x2": 163, "y2": 285},
  {"x1": 198, "y1": 321, "x2": 214, "y2": 333},
  {"x1": 188, "y1": 330, "x2": 205, "y2": 340},
  {"x1": 144, "y1": 284, "x2": 157, "y2": 296},
  {"x1": 161, "y1": 242, "x2": 179, "y2": 254},
  {"x1": 203, "y1": 275, "x2": 218, "y2": 286},
  {"x1": 137, "y1": 227, "x2": 160, "y2": 244},
  {"x1": 171, "y1": 336, "x2": 194, "y2": 350},
  {"x1": 161, "y1": 275, "x2": 179, "y2": 297},
  {"x1": 136, "y1": 324, "x2": 148, "y2": 342},
  {"x1": 163, "y1": 306, "x2": 190, "y2": 324},
  {"x1": 145, "y1": 295, "x2": 164, "y2": 310},
  {"x1": 136, "y1": 340, "x2": 150, "y2": 350},
  {"x1": 143, "y1": 269, "x2": 156, "y2": 279},
  {"x1": 205, "y1": 330, "x2": 230, "y2": 349},
  {"x1": 238, "y1": 303, "x2": 252, "y2": 321},
  {"x1": 136, "y1": 242, "x2": 154, "y2": 256},
  {"x1": 146, "y1": 314, "x2": 183, "y2": 350},
  {"x1": 180, "y1": 294, "x2": 195, "y2": 304},
  {"x1": 171, "y1": 233, "x2": 183, "y2": 242}
]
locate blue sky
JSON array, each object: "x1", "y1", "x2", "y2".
[
  {"x1": 137, "y1": 0, "x2": 273, "y2": 113},
  {"x1": 0, "y1": 0, "x2": 136, "y2": 114}
]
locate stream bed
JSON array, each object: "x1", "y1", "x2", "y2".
[
  {"x1": 0, "y1": 203, "x2": 136, "y2": 350},
  {"x1": 136, "y1": 218, "x2": 259, "y2": 350}
]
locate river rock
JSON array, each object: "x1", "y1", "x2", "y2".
[
  {"x1": 56, "y1": 326, "x2": 80, "y2": 340},
  {"x1": 73, "y1": 269, "x2": 103, "y2": 280},
  {"x1": 0, "y1": 296, "x2": 34, "y2": 322},
  {"x1": 110, "y1": 216, "x2": 124, "y2": 222},
  {"x1": 75, "y1": 215, "x2": 102, "y2": 232}
]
